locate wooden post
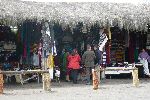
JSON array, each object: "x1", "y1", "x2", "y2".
[
  {"x1": 95, "y1": 65, "x2": 101, "y2": 84},
  {"x1": 132, "y1": 68, "x2": 139, "y2": 87},
  {"x1": 92, "y1": 69, "x2": 99, "y2": 90},
  {"x1": 0, "y1": 70, "x2": 4, "y2": 94},
  {"x1": 43, "y1": 73, "x2": 51, "y2": 91}
]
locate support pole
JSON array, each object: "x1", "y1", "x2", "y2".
[
  {"x1": 92, "y1": 69, "x2": 99, "y2": 90},
  {"x1": 0, "y1": 70, "x2": 4, "y2": 94},
  {"x1": 132, "y1": 68, "x2": 139, "y2": 87},
  {"x1": 95, "y1": 65, "x2": 101, "y2": 84},
  {"x1": 43, "y1": 73, "x2": 51, "y2": 91}
]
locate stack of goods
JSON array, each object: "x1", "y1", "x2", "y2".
[
  {"x1": 116, "y1": 50, "x2": 124, "y2": 63},
  {"x1": 110, "y1": 28, "x2": 125, "y2": 64},
  {"x1": 0, "y1": 72, "x2": 3, "y2": 94}
]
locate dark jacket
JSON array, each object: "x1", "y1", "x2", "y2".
[
  {"x1": 82, "y1": 50, "x2": 96, "y2": 68},
  {"x1": 94, "y1": 49, "x2": 102, "y2": 65}
]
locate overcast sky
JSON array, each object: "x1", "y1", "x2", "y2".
[{"x1": 20, "y1": 0, "x2": 150, "y2": 4}]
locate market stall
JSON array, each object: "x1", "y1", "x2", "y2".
[{"x1": 0, "y1": 0, "x2": 150, "y2": 92}]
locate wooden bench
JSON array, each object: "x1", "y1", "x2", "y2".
[
  {"x1": 0, "y1": 70, "x2": 51, "y2": 94},
  {"x1": 95, "y1": 67, "x2": 139, "y2": 87}
]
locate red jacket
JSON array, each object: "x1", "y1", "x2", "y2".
[{"x1": 67, "y1": 54, "x2": 81, "y2": 69}]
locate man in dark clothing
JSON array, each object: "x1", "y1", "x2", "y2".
[
  {"x1": 82, "y1": 44, "x2": 96, "y2": 85},
  {"x1": 94, "y1": 45, "x2": 102, "y2": 65},
  {"x1": 94, "y1": 45, "x2": 102, "y2": 83}
]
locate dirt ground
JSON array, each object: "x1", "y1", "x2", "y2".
[{"x1": 0, "y1": 79, "x2": 150, "y2": 100}]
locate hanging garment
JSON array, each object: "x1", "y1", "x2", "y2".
[
  {"x1": 61, "y1": 53, "x2": 68, "y2": 72},
  {"x1": 99, "y1": 34, "x2": 108, "y2": 51},
  {"x1": 125, "y1": 31, "x2": 129, "y2": 48},
  {"x1": 106, "y1": 44, "x2": 111, "y2": 65},
  {"x1": 20, "y1": 55, "x2": 23, "y2": 65},
  {"x1": 51, "y1": 41, "x2": 57, "y2": 56},
  {"x1": 38, "y1": 43, "x2": 42, "y2": 66},
  {"x1": 134, "y1": 49, "x2": 139, "y2": 62},
  {"x1": 102, "y1": 51, "x2": 107, "y2": 67},
  {"x1": 129, "y1": 34, "x2": 135, "y2": 63},
  {"x1": 108, "y1": 27, "x2": 111, "y2": 39},
  {"x1": 47, "y1": 53, "x2": 54, "y2": 69},
  {"x1": 49, "y1": 68, "x2": 54, "y2": 79},
  {"x1": 146, "y1": 34, "x2": 150, "y2": 49},
  {"x1": 33, "y1": 53, "x2": 39, "y2": 66},
  {"x1": 23, "y1": 44, "x2": 27, "y2": 58}
]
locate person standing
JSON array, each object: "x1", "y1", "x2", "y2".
[
  {"x1": 94, "y1": 45, "x2": 102, "y2": 66},
  {"x1": 94, "y1": 45, "x2": 102, "y2": 83},
  {"x1": 60, "y1": 49, "x2": 68, "y2": 80},
  {"x1": 68, "y1": 49, "x2": 81, "y2": 84},
  {"x1": 138, "y1": 48, "x2": 150, "y2": 77},
  {"x1": 82, "y1": 45, "x2": 96, "y2": 85},
  {"x1": 66, "y1": 51, "x2": 71, "y2": 82}
]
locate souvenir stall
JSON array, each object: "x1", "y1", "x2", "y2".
[
  {"x1": 0, "y1": 0, "x2": 150, "y2": 91},
  {"x1": 104, "y1": 27, "x2": 149, "y2": 78}
]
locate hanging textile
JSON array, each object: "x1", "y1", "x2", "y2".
[
  {"x1": 16, "y1": 29, "x2": 23, "y2": 57},
  {"x1": 125, "y1": 30, "x2": 130, "y2": 48},
  {"x1": 125, "y1": 48, "x2": 129, "y2": 62},
  {"x1": 23, "y1": 44, "x2": 27, "y2": 58},
  {"x1": 99, "y1": 34, "x2": 108, "y2": 51},
  {"x1": 134, "y1": 49, "x2": 139, "y2": 63},
  {"x1": 33, "y1": 53, "x2": 39, "y2": 66},
  {"x1": 135, "y1": 32, "x2": 140, "y2": 49},
  {"x1": 47, "y1": 53, "x2": 54, "y2": 69},
  {"x1": 146, "y1": 34, "x2": 150, "y2": 49},
  {"x1": 106, "y1": 42, "x2": 111, "y2": 65},
  {"x1": 129, "y1": 32, "x2": 135, "y2": 63},
  {"x1": 61, "y1": 52, "x2": 68, "y2": 72},
  {"x1": 108, "y1": 27, "x2": 111, "y2": 40},
  {"x1": 102, "y1": 51, "x2": 107, "y2": 67},
  {"x1": 42, "y1": 22, "x2": 52, "y2": 51},
  {"x1": 51, "y1": 41, "x2": 57, "y2": 56},
  {"x1": 38, "y1": 43, "x2": 42, "y2": 67}
]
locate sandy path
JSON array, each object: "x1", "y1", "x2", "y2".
[{"x1": 0, "y1": 79, "x2": 150, "y2": 100}]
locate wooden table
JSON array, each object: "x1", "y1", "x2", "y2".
[
  {"x1": 95, "y1": 67, "x2": 139, "y2": 87},
  {"x1": 129, "y1": 64, "x2": 144, "y2": 78},
  {"x1": 0, "y1": 70, "x2": 51, "y2": 93}
]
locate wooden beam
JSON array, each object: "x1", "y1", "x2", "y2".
[
  {"x1": 96, "y1": 67, "x2": 138, "y2": 72},
  {"x1": 0, "y1": 70, "x2": 49, "y2": 74}
]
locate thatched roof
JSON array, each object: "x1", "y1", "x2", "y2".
[{"x1": 0, "y1": 0, "x2": 150, "y2": 31}]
